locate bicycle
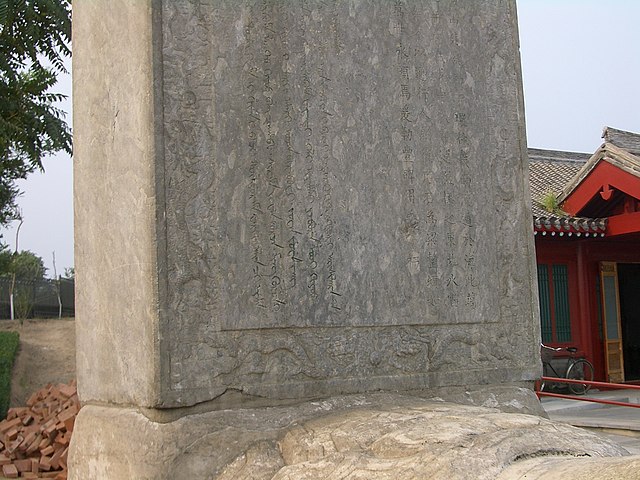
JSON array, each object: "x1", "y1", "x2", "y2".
[{"x1": 540, "y1": 343, "x2": 595, "y2": 395}]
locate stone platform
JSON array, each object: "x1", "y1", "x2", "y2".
[{"x1": 69, "y1": 392, "x2": 639, "y2": 479}]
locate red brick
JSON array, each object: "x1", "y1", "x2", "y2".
[
  {"x1": 39, "y1": 454, "x2": 52, "y2": 471},
  {"x1": 1, "y1": 463, "x2": 18, "y2": 478},
  {"x1": 20, "y1": 430, "x2": 37, "y2": 450},
  {"x1": 55, "y1": 433, "x2": 69, "y2": 446},
  {"x1": 44, "y1": 422, "x2": 58, "y2": 435},
  {"x1": 21, "y1": 414, "x2": 34, "y2": 426},
  {"x1": 38, "y1": 436, "x2": 51, "y2": 450},
  {"x1": 42, "y1": 417, "x2": 57, "y2": 429},
  {"x1": 22, "y1": 424, "x2": 40, "y2": 435},
  {"x1": 61, "y1": 394, "x2": 78, "y2": 408},
  {"x1": 50, "y1": 445, "x2": 65, "y2": 469},
  {"x1": 41, "y1": 445, "x2": 55, "y2": 456},
  {"x1": 5, "y1": 427, "x2": 18, "y2": 440},
  {"x1": 58, "y1": 384, "x2": 76, "y2": 399},
  {"x1": 47, "y1": 431, "x2": 59, "y2": 445},
  {"x1": 63, "y1": 417, "x2": 74, "y2": 433},
  {"x1": 26, "y1": 434, "x2": 42, "y2": 455},
  {"x1": 0, "y1": 417, "x2": 22, "y2": 433},
  {"x1": 26, "y1": 391, "x2": 40, "y2": 407},
  {"x1": 13, "y1": 458, "x2": 32, "y2": 472},
  {"x1": 57, "y1": 407, "x2": 77, "y2": 425},
  {"x1": 6, "y1": 436, "x2": 23, "y2": 454},
  {"x1": 6, "y1": 407, "x2": 28, "y2": 420}
]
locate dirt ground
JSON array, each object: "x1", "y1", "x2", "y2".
[{"x1": 0, "y1": 318, "x2": 75, "y2": 407}]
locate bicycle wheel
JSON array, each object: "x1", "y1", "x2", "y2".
[
  {"x1": 541, "y1": 362, "x2": 560, "y2": 392},
  {"x1": 566, "y1": 359, "x2": 594, "y2": 395}
]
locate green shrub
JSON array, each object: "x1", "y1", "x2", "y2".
[
  {"x1": 540, "y1": 190, "x2": 567, "y2": 216},
  {"x1": 0, "y1": 331, "x2": 19, "y2": 419},
  {"x1": 14, "y1": 287, "x2": 34, "y2": 322}
]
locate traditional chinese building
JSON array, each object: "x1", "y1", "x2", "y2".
[{"x1": 530, "y1": 127, "x2": 640, "y2": 384}]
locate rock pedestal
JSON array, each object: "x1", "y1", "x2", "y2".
[{"x1": 68, "y1": 393, "x2": 634, "y2": 479}]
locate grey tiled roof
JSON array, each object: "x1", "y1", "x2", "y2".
[
  {"x1": 604, "y1": 126, "x2": 640, "y2": 157},
  {"x1": 528, "y1": 148, "x2": 589, "y2": 217},
  {"x1": 528, "y1": 148, "x2": 607, "y2": 236},
  {"x1": 528, "y1": 126, "x2": 640, "y2": 237}
]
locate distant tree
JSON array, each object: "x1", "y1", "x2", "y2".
[
  {"x1": 0, "y1": 247, "x2": 46, "y2": 321},
  {"x1": 0, "y1": 0, "x2": 72, "y2": 226},
  {"x1": 0, "y1": 244, "x2": 11, "y2": 273},
  {"x1": 1, "y1": 249, "x2": 46, "y2": 282}
]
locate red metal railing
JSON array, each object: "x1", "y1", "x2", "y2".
[{"x1": 536, "y1": 376, "x2": 640, "y2": 409}]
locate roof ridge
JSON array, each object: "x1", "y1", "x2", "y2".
[
  {"x1": 602, "y1": 126, "x2": 640, "y2": 155},
  {"x1": 528, "y1": 148, "x2": 591, "y2": 163}
]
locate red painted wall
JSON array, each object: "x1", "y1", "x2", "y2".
[{"x1": 535, "y1": 234, "x2": 640, "y2": 381}]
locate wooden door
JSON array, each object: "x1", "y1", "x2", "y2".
[{"x1": 600, "y1": 262, "x2": 625, "y2": 383}]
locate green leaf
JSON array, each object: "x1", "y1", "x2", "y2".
[
  {"x1": 0, "y1": 0, "x2": 71, "y2": 225},
  {"x1": 0, "y1": 0, "x2": 8, "y2": 27}
]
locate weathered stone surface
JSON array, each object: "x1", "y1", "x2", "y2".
[
  {"x1": 73, "y1": 0, "x2": 161, "y2": 407},
  {"x1": 157, "y1": 0, "x2": 538, "y2": 407},
  {"x1": 74, "y1": 0, "x2": 539, "y2": 409},
  {"x1": 427, "y1": 384, "x2": 547, "y2": 416},
  {"x1": 68, "y1": 394, "x2": 633, "y2": 480},
  {"x1": 497, "y1": 456, "x2": 640, "y2": 480}
]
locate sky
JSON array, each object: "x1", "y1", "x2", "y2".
[
  {"x1": 517, "y1": 0, "x2": 640, "y2": 151},
  {"x1": 1, "y1": 1, "x2": 639, "y2": 277}
]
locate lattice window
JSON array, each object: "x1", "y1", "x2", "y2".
[{"x1": 537, "y1": 264, "x2": 572, "y2": 343}]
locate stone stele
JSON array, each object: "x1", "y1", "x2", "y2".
[{"x1": 71, "y1": 0, "x2": 546, "y2": 477}]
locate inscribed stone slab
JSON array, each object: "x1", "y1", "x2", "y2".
[
  {"x1": 74, "y1": 0, "x2": 539, "y2": 408},
  {"x1": 156, "y1": 0, "x2": 538, "y2": 406}
]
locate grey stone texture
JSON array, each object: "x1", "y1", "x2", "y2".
[
  {"x1": 73, "y1": 0, "x2": 161, "y2": 407},
  {"x1": 68, "y1": 393, "x2": 636, "y2": 480},
  {"x1": 74, "y1": 0, "x2": 539, "y2": 410}
]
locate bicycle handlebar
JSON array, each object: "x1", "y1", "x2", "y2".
[{"x1": 540, "y1": 343, "x2": 578, "y2": 353}]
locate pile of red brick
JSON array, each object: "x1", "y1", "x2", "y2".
[{"x1": 0, "y1": 381, "x2": 78, "y2": 479}]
